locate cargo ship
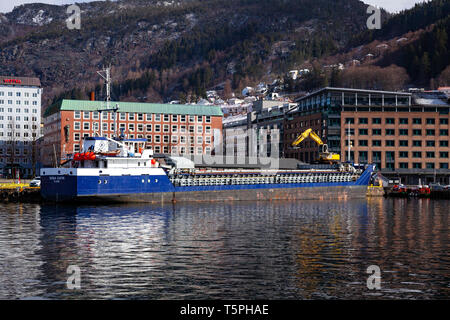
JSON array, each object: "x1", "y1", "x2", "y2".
[{"x1": 40, "y1": 135, "x2": 375, "y2": 203}]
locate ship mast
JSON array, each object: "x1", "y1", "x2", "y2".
[{"x1": 97, "y1": 66, "x2": 118, "y2": 137}]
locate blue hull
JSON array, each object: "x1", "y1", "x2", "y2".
[{"x1": 41, "y1": 166, "x2": 374, "y2": 203}]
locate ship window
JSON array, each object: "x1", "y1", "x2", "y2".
[
  {"x1": 155, "y1": 179, "x2": 158, "y2": 183},
  {"x1": 142, "y1": 179, "x2": 145, "y2": 183},
  {"x1": 103, "y1": 160, "x2": 107, "y2": 168},
  {"x1": 104, "y1": 180, "x2": 108, "y2": 184},
  {"x1": 138, "y1": 162, "x2": 140, "y2": 166},
  {"x1": 98, "y1": 180, "x2": 102, "y2": 184}
]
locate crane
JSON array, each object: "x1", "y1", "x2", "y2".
[{"x1": 291, "y1": 128, "x2": 340, "y2": 163}]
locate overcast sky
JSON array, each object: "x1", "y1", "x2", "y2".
[{"x1": 0, "y1": 0, "x2": 429, "y2": 14}]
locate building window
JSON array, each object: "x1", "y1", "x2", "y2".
[
  {"x1": 399, "y1": 163, "x2": 408, "y2": 169},
  {"x1": 163, "y1": 135, "x2": 169, "y2": 143},
  {"x1": 154, "y1": 146, "x2": 160, "y2": 153},
  {"x1": 385, "y1": 129, "x2": 395, "y2": 136},
  {"x1": 205, "y1": 126, "x2": 211, "y2": 134},
  {"x1": 413, "y1": 118, "x2": 422, "y2": 125},
  {"x1": 163, "y1": 114, "x2": 169, "y2": 122},
  {"x1": 172, "y1": 115, "x2": 178, "y2": 122},
  {"x1": 205, "y1": 116, "x2": 211, "y2": 123},
  {"x1": 137, "y1": 124, "x2": 144, "y2": 132},
  {"x1": 426, "y1": 140, "x2": 435, "y2": 147},
  {"x1": 440, "y1": 118, "x2": 449, "y2": 125},
  {"x1": 440, "y1": 129, "x2": 448, "y2": 136},
  {"x1": 137, "y1": 113, "x2": 144, "y2": 121},
  {"x1": 163, "y1": 124, "x2": 169, "y2": 133},
  {"x1": 426, "y1": 163, "x2": 435, "y2": 169},
  {"x1": 413, "y1": 140, "x2": 422, "y2": 147},
  {"x1": 74, "y1": 144, "x2": 80, "y2": 152},
  {"x1": 426, "y1": 129, "x2": 435, "y2": 136},
  {"x1": 345, "y1": 118, "x2": 354, "y2": 124},
  {"x1": 426, "y1": 118, "x2": 435, "y2": 125},
  {"x1": 154, "y1": 135, "x2": 161, "y2": 143},
  {"x1": 372, "y1": 129, "x2": 381, "y2": 135},
  {"x1": 146, "y1": 124, "x2": 152, "y2": 132},
  {"x1": 440, "y1": 141, "x2": 449, "y2": 147},
  {"x1": 399, "y1": 140, "x2": 408, "y2": 147},
  {"x1": 399, "y1": 151, "x2": 408, "y2": 158},
  {"x1": 146, "y1": 113, "x2": 152, "y2": 121},
  {"x1": 120, "y1": 113, "x2": 126, "y2": 120},
  {"x1": 413, "y1": 163, "x2": 422, "y2": 169},
  {"x1": 440, "y1": 152, "x2": 449, "y2": 158},
  {"x1": 197, "y1": 126, "x2": 203, "y2": 134},
  {"x1": 385, "y1": 118, "x2": 395, "y2": 124},
  {"x1": 359, "y1": 140, "x2": 368, "y2": 147},
  {"x1": 172, "y1": 125, "x2": 178, "y2": 133},
  {"x1": 412, "y1": 129, "x2": 422, "y2": 135},
  {"x1": 372, "y1": 140, "x2": 381, "y2": 147},
  {"x1": 74, "y1": 122, "x2": 81, "y2": 130},
  {"x1": 180, "y1": 115, "x2": 186, "y2": 122},
  {"x1": 74, "y1": 133, "x2": 80, "y2": 141},
  {"x1": 399, "y1": 129, "x2": 409, "y2": 135},
  {"x1": 385, "y1": 140, "x2": 395, "y2": 147},
  {"x1": 372, "y1": 118, "x2": 381, "y2": 124},
  {"x1": 197, "y1": 136, "x2": 203, "y2": 144},
  {"x1": 83, "y1": 111, "x2": 90, "y2": 119},
  {"x1": 413, "y1": 151, "x2": 422, "y2": 158},
  {"x1": 128, "y1": 124, "x2": 135, "y2": 132},
  {"x1": 180, "y1": 136, "x2": 186, "y2": 144},
  {"x1": 440, "y1": 163, "x2": 449, "y2": 169},
  {"x1": 359, "y1": 129, "x2": 368, "y2": 135},
  {"x1": 128, "y1": 113, "x2": 135, "y2": 121},
  {"x1": 74, "y1": 111, "x2": 81, "y2": 119},
  {"x1": 83, "y1": 122, "x2": 90, "y2": 130},
  {"x1": 154, "y1": 124, "x2": 161, "y2": 132},
  {"x1": 155, "y1": 114, "x2": 161, "y2": 122},
  {"x1": 359, "y1": 151, "x2": 368, "y2": 162},
  {"x1": 146, "y1": 135, "x2": 152, "y2": 143},
  {"x1": 399, "y1": 118, "x2": 409, "y2": 124}
]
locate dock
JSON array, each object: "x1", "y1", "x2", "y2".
[{"x1": 0, "y1": 183, "x2": 41, "y2": 203}]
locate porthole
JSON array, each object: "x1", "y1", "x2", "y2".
[
  {"x1": 148, "y1": 179, "x2": 151, "y2": 183},
  {"x1": 142, "y1": 179, "x2": 145, "y2": 183},
  {"x1": 155, "y1": 179, "x2": 158, "y2": 183},
  {"x1": 104, "y1": 180, "x2": 108, "y2": 184},
  {"x1": 98, "y1": 180, "x2": 102, "y2": 184}
]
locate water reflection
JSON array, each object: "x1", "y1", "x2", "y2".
[{"x1": 0, "y1": 199, "x2": 448, "y2": 299}]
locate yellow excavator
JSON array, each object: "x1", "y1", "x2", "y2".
[{"x1": 291, "y1": 128, "x2": 340, "y2": 163}]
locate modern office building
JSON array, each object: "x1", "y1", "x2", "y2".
[
  {"x1": 283, "y1": 87, "x2": 450, "y2": 184},
  {"x1": 0, "y1": 76, "x2": 42, "y2": 178},
  {"x1": 42, "y1": 99, "x2": 223, "y2": 166}
]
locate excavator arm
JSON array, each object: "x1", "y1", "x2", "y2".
[
  {"x1": 292, "y1": 128, "x2": 312, "y2": 147},
  {"x1": 292, "y1": 128, "x2": 324, "y2": 147}
]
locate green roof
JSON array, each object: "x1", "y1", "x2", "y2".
[{"x1": 44, "y1": 99, "x2": 224, "y2": 117}]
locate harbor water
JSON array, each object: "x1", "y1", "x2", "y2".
[{"x1": 0, "y1": 198, "x2": 448, "y2": 299}]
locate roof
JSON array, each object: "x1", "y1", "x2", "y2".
[
  {"x1": 295, "y1": 87, "x2": 412, "y2": 102},
  {"x1": 0, "y1": 76, "x2": 41, "y2": 87},
  {"x1": 44, "y1": 99, "x2": 224, "y2": 118}
]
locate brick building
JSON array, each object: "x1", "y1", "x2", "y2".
[
  {"x1": 283, "y1": 87, "x2": 450, "y2": 184},
  {"x1": 42, "y1": 100, "x2": 223, "y2": 166}
]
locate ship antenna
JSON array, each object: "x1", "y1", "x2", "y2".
[{"x1": 97, "y1": 66, "x2": 118, "y2": 137}]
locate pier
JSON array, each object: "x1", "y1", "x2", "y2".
[{"x1": 0, "y1": 183, "x2": 41, "y2": 203}]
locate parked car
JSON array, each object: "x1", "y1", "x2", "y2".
[{"x1": 29, "y1": 176, "x2": 41, "y2": 187}]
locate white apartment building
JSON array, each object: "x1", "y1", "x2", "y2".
[{"x1": 0, "y1": 76, "x2": 42, "y2": 178}]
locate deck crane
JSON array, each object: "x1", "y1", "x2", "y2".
[{"x1": 291, "y1": 128, "x2": 341, "y2": 163}]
